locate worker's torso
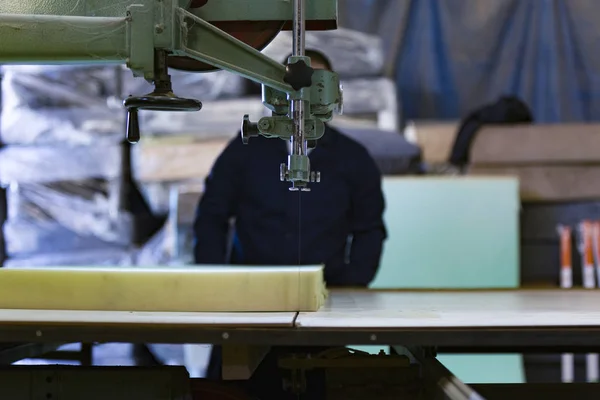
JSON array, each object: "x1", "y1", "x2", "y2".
[{"x1": 231, "y1": 128, "x2": 353, "y2": 269}]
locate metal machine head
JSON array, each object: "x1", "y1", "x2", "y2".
[{"x1": 242, "y1": 57, "x2": 343, "y2": 191}]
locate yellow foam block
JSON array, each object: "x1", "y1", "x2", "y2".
[{"x1": 0, "y1": 265, "x2": 327, "y2": 312}]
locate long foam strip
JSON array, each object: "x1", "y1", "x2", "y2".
[{"x1": 0, "y1": 265, "x2": 327, "y2": 312}]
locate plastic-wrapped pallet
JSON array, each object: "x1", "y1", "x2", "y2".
[
  {"x1": 0, "y1": 144, "x2": 123, "y2": 184},
  {"x1": 4, "y1": 180, "x2": 133, "y2": 255},
  {"x1": 0, "y1": 143, "x2": 134, "y2": 261},
  {"x1": 135, "y1": 223, "x2": 177, "y2": 266},
  {"x1": 0, "y1": 65, "x2": 246, "y2": 145},
  {"x1": 3, "y1": 248, "x2": 136, "y2": 268},
  {"x1": 262, "y1": 28, "x2": 384, "y2": 78},
  {"x1": 0, "y1": 65, "x2": 124, "y2": 145}
]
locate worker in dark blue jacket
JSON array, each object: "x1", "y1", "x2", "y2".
[
  {"x1": 193, "y1": 50, "x2": 386, "y2": 398},
  {"x1": 194, "y1": 49, "x2": 386, "y2": 284}
]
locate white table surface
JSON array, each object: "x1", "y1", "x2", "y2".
[
  {"x1": 2, "y1": 290, "x2": 599, "y2": 331},
  {"x1": 0, "y1": 309, "x2": 296, "y2": 327},
  {"x1": 296, "y1": 290, "x2": 600, "y2": 328}
]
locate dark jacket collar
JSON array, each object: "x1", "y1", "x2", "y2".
[{"x1": 318, "y1": 123, "x2": 338, "y2": 147}]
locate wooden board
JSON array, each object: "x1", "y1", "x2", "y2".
[
  {"x1": 471, "y1": 123, "x2": 600, "y2": 164},
  {"x1": 0, "y1": 309, "x2": 295, "y2": 327},
  {"x1": 404, "y1": 122, "x2": 600, "y2": 166},
  {"x1": 296, "y1": 290, "x2": 600, "y2": 328},
  {"x1": 132, "y1": 137, "x2": 228, "y2": 182},
  {"x1": 468, "y1": 165, "x2": 600, "y2": 201},
  {"x1": 403, "y1": 121, "x2": 458, "y2": 164},
  {"x1": 0, "y1": 265, "x2": 326, "y2": 313}
]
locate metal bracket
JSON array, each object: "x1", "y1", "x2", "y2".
[
  {"x1": 173, "y1": 6, "x2": 293, "y2": 93},
  {"x1": 262, "y1": 70, "x2": 343, "y2": 121},
  {"x1": 126, "y1": 3, "x2": 156, "y2": 80},
  {"x1": 257, "y1": 116, "x2": 325, "y2": 140}
]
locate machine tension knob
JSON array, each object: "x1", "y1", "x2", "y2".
[
  {"x1": 283, "y1": 59, "x2": 314, "y2": 91},
  {"x1": 241, "y1": 114, "x2": 259, "y2": 144}
]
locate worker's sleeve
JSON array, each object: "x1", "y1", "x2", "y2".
[
  {"x1": 193, "y1": 137, "x2": 243, "y2": 264},
  {"x1": 338, "y1": 150, "x2": 387, "y2": 287}
]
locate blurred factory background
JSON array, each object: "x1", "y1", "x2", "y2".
[{"x1": 1, "y1": 0, "x2": 600, "y2": 387}]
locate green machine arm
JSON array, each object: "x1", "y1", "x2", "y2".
[{"x1": 0, "y1": 0, "x2": 342, "y2": 190}]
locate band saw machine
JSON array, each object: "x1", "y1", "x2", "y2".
[
  {"x1": 0, "y1": 0, "x2": 341, "y2": 190},
  {"x1": 2, "y1": 1, "x2": 600, "y2": 399}
]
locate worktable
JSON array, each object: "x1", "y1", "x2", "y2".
[{"x1": 0, "y1": 289, "x2": 599, "y2": 350}]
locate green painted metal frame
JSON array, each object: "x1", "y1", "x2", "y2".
[
  {"x1": 173, "y1": 7, "x2": 292, "y2": 92},
  {"x1": 0, "y1": 0, "x2": 336, "y2": 23},
  {"x1": 0, "y1": 14, "x2": 128, "y2": 64},
  {"x1": 0, "y1": 0, "x2": 337, "y2": 91}
]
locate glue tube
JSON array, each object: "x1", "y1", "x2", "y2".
[
  {"x1": 587, "y1": 221, "x2": 600, "y2": 383},
  {"x1": 559, "y1": 225, "x2": 572, "y2": 289},
  {"x1": 578, "y1": 220, "x2": 598, "y2": 382},
  {"x1": 558, "y1": 224, "x2": 574, "y2": 383},
  {"x1": 593, "y1": 222, "x2": 600, "y2": 287},
  {"x1": 579, "y1": 221, "x2": 596, "y2": 290}
]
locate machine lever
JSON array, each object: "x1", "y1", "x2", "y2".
[
  {"x1": 122, "y1": 50, "x2": 202, "y2": 143},
  {"x1": 126, "y1": 107, "x2": 140, "y2": 144},
  {"x1": 123, "y1": 95, "x2": 202, "y2": 112},
  {"x1": 123, "y1": 94, "x2": 202, "y2": 143}
]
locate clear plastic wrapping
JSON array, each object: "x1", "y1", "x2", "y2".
[
  {"x1": 0, "y1": 144, "x2": 123, "y2": 185},
  {"x1": 342, "y1": 78, "x2": 397, "y2": 114},
  {"x1": 1, "y1": 65, "x2": 121, "y2": 109},
  {"x1": 3, "y1": 220, "x2": 131, "y2": 256},
  {"x1": 0, "y1": 106, "x2": 125, "y2": 145},
  {"x1": 139, "y1": 182, "x2": 174, "y2": 216},
  {"x1": 135, "y1": 222, "x2": 177, "y2": 266},
  {"x1": 0, "y1": 65, "x2": 123, "y2": 144},
  {"x1": 340, "y1": 77, "x2": 399, "y2": 130},
  {"x1": 262, "y1": 28, "x2": 384, "y2": 77},
  {"x1": 135, "y1": 183, "x2": 204, "y2": 265},
  {"x1": 1, "y1": 65, "x2": 245, "y2": 109},
  {"x1": 3, "y1": 247, "x2": 136, "y2": 267},
  {"x1": 0, "y1": 65, "x2": 245, "y2": 145},
  {"x1": 5, "y1": 179, "x2": 131, "y2": 240}
]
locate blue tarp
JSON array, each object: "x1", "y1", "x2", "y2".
[{"x1": 339, "y1": 0, "x2": 600, "y2": 123}]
